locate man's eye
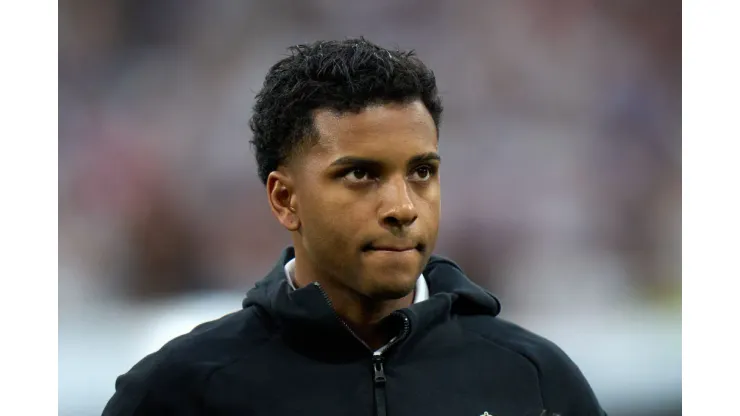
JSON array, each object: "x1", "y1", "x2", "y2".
[
  {"x1": 410, "y1": 165, "x2": 435, "y2": 181},
  {"x1": 344, "y1": 169, "x2": 372, "y2": 182}
]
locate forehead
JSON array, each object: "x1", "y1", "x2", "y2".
[{"x1": 309, "y1": 101, "x2": 438, "y2": 160}]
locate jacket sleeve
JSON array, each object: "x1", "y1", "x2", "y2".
[
  {"x1": 533, "y1": 338, "x2": 607, "y2": 416},
  {"x1": 101, "y1": 351, "x2": 204, "y2": 416}
]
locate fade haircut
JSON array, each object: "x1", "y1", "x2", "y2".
[{"x1": 249, "y1": 37, "x2": 443, "y2": 184}]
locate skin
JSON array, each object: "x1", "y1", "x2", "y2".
[{"x1": 265, "y1": 100, "x2": 441, "y2": 349}]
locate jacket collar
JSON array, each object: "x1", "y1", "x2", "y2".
[
  {"x1": 242, "y1": 247, "x2": 501, "y2": 359},
  {"x1": 282, "y1": 257, "x2": 430, "y2": 304}
]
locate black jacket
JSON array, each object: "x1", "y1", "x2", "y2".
[{"x1": 103, "y1": 247, "x2": 606, "y2": 416}]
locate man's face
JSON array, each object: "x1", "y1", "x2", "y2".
[{"x1": 290, "y1": 100, "x2": 440, "y2": 300}]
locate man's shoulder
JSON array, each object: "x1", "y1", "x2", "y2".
[
  {"x1": 457, "y1": 314, "x2": 605, "y2": 414},
  {"x1": 458, "y1": 314, "x2": 565, "y2": 362},
  {"x1": 140, "y1": 305, "x2": 271, "y2": 373},
  {"x1": 102, "y1": 306, "x2": 272, "y2": 415}
]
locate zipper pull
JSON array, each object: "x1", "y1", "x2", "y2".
[{"x1": 372, "y1": 353, "x2": 386, "y2": 384}]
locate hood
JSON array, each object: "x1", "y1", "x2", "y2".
[{"x1": 242, "y1": 247, "x2": 501, "y2": 358}]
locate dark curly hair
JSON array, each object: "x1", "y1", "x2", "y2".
[{"x1": 249, "y1": 38, "x2": 444, "y2": 184}]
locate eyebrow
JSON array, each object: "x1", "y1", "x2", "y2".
[{"x1": 329, "y1": 152, "x2": 441, "y2": 168}]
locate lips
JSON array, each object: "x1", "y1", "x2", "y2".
[
  {"x1": 371, "y1": 246, "x2": 415, "y2": 252},
  {"x1": 362, "y1": 242, "x2": 425, "y2": 252}
]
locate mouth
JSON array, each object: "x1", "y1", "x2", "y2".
[{"x1": 362, "y1": 242, "x2": 425, "y2": 253}]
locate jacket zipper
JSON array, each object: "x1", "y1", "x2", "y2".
[
  {"x1": 314, "y1": 282, "x2": 411, "y2": 416},
  {"x1": 372, "y1": 315, "x2": 409, "y2": 416}
]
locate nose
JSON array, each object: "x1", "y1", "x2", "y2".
[{"x1": 379, "y1": 177, "x2": 418, "y2": 229}]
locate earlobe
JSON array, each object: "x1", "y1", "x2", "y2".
[
  {"x1": 284, "y1": 206, "x2": 300, "y2": 231},
  {"x1": 266, "y1": 171, "x2": 301, "y2": 232}
]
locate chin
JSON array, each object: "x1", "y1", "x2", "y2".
[
  {"x1": 367, "y1": 287, "x2": 415, "y2": 301},
  {"x1": 361, "y1": 272, "x2": 419, "y2": 301},
  {"x1": 354, "y1": 252, "x2": 424, "y2": 300}
]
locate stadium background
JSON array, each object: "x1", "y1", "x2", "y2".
[{"x1": 58, "y1": 1, "x2": 681, "y2": 415}]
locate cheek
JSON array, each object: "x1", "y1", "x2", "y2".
[
  {"x1": 418, "y1": 187, "x2": 441, "y2": 219},
  {"x1": 301, "y1": 192, "x2": 362, "y2": 245}
]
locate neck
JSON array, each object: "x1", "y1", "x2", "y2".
[
  {"x1": 325, "y1": 282, "x2": 414, "y2": 350},
  {"x1": 292, "y1": 255, "x2": 414, "y2": 350}
]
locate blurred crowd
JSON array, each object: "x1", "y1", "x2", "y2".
[{"x1": 59, "y1": 0, "x2": 680, "y2": 317}]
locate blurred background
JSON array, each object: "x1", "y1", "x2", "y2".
[{"x1": 58, "y1": 0, "x2": 681, "y2": 415}]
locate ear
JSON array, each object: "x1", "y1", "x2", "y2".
[{"x1": 266, "y1": 170, "x2": 300, "y2": 232}]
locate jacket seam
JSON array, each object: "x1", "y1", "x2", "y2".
[
  {"x1": 128, "y1": 306, "x2": 270, "y2": 414},
  {"x1": 201, "y1": 328, "x2": 281, "y2": 411},
  {"x1": 459, "y1": 324, "x2": 547, "y2": 409},
  {"x1": 127, "y1": 346, "x2": 176, "y2": 415}
]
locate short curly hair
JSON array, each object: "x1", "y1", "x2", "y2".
[{"x1": 249, "y1": 38, "x2": 444, "y2": 184}]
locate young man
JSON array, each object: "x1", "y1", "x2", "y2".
[{"x1": 103, "y1": 38, "x2": 606, "y2": 416}]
